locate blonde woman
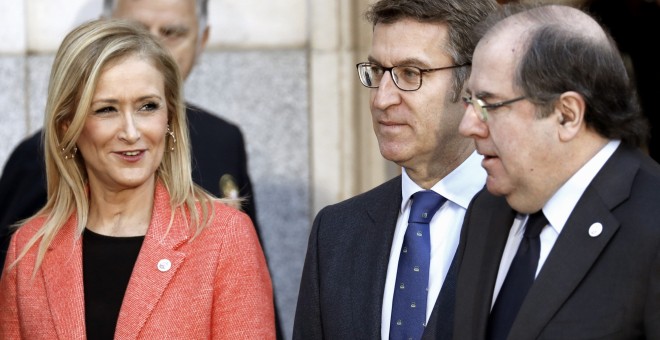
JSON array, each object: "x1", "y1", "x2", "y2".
[{"x1": 0, "y1": 19, "x2": 275, "y2": 339}]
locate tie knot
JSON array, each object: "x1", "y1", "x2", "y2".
[
  {"x1": 408, "y1": 190, "x2": 447, "y2": 224},
  {"x1": 524, "y1": 211, "x2": 548, "y2": 239}
]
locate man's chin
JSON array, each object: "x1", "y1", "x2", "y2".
[
  {"x1": 485, "y1": 179, "x2": 508, "y2": 197},
  {"x1": 378, "y1": 147, "x2": 408, "y2": 165}
]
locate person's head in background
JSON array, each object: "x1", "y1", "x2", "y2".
[
  {"x1": 103, "y1": 0, "x2": 210, "y2": 80},
  {"x1": 359, "y1": 0, "x2": 497, "y2": 188}
]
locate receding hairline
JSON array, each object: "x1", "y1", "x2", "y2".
[{"x1": 487, "y1": 5, "x2": 608, "y2": 45}]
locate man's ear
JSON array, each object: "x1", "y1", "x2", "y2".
[
  {"x1": 556, "y1": 91, "x2": 585, "y2": 142},
  {"x1": 200, "y1": 25, "x2": 210, "y2": 51}
]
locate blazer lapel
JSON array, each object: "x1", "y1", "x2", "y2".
[
  {"x1": 473, "y1": 195, "x2": 517, "y2": 337},
  {"x1": 351, "y1": 177, "x2": 402, "y2": 339},
  {"x1": 454, "y1": 191, "x2": 517, "y2": 339},
  {"x1": 509, "y1": 145, "x2": 637, "y2": 339},
  {"x1": 42, "y1": 217, "x2": 86, "y2": 340},
  {"x1": 114, "y1": 183, "x2": 189, "y2": 339},
  {"x1": 509, "y1": 189, "x2": 619, "y2": 338}
]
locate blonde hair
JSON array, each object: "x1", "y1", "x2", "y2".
[{"x1": 13, "y1": 19, "x2": 215, "y2": 273}]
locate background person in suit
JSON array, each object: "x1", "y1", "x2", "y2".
[
  {"x1": 456, "y1": 3, "x2": 660, "y2": 339},
  {"x1": 0, "y1": 19, "x2": 274, "y2": 338},
  {"x1": 0, "y1": 0, "x2": 259, "y2": 277},
  {"x1": 293, "y1": 0, "x2": 496, "y2": 338}
]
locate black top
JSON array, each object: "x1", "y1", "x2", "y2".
[{"x1": 83, "y1": 228, "x2": 144, "y2": 340}]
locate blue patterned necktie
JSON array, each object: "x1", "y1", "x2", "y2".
[
  {"x1": 487, "y1": 211, "x2": 548, "y2": 340},
  {"x1": 390, "y1": 190, "x2": 447, "y2": 340}
]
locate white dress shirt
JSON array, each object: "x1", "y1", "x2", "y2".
[
  {"x1": 381, "y1": 151, "x2": 486, "y2": 339},
  {"x1": 491, "y1": 140, "x2": 620, "y2": 308}
]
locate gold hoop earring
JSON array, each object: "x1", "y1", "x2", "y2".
[
  {"x1": 167, "y1": 125, "x2": 177, "y2": 152},
  {"x1": 61, "y1": 146, "x2": 78, "y2": 160}
]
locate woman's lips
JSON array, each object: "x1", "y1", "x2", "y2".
[{"x1": 115, "y1": 150, "x2": 145, "y2": 162}]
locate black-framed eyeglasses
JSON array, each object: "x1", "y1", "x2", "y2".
[
  {"x1": 356, "y1": 62, "x2": 470, "y2": 91},
  {"x1": 462, "y1": 95, "x2": 526, "y2": 122}
]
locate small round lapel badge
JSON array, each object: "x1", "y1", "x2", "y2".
[
  {"x1": 219, "y1": 174, "x2": 242, "y2": 210},
  {"x1": 157, "y1": 259, "x2": 172, "y2": 272},
  {"x1": 588, "y1": 223, "x2": 603, "y2": 237},
  {"x1": 219, "y1": 174, "x2": 239, "y2": 199}
]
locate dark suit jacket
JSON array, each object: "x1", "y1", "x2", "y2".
[
  {"x1": 453, "y1": 144, "x2": 660, "y2": 339},
  {"x1": 294, "y1": 176, "x2": 456, "y2": 339},
  {"x1": 0, "y1": 103, "x2": 259, "y2": 269}
]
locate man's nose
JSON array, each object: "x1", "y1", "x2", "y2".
[
  {"x1": 372, "y1": 70, "x2": 402, "y2": 110},
  {"x1": 458, "y1": 103, "x2": 488, "y2": 139}
]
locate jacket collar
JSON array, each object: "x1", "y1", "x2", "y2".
[
  {"x1": 508, "y1": 143, "x2": 638, "y2": 338},
  {"x1": 42, "y1": 181, "x2": 192, "y2": 339}
]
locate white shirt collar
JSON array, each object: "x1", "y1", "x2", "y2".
[
  {"x1": 400, "y1": 151, "x2": 486, "y2": 213},
  {"x1": 543, "y1": 140, "x2": 620, "y2": 233}
]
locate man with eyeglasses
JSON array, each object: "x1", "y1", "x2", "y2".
[
  {"x1": 456, "y1": 3, "x2": 660, "y2": 339},
  {"x1": 293, "y1": 0, "x2": 496, "y2": 339}
]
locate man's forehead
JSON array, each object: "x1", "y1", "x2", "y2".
[
  {"x1": 370, "y1": 19, "x2": 451, "y2": 67},
  {"x1": 113, "y1": 0, "x2": 198, "y2": 24},
  {"x1": 477, "y1": 24, "x2": 524, "y2": 61}
]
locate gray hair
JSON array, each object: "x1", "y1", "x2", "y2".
[{"x1": 102, "y1": 0, "x2": 209, "y2": 39}]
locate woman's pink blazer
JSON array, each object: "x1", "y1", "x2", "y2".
[{"x1": 0, "y1": 182, "x2": 275, "y2": 339}]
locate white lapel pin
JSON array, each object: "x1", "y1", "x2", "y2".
[
  {"x1": 588, "y1": 223, "x2": 603, "y2": 237},
  {"x1": 157, "y1": 259, "x2": 172, "y2": 272}
]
